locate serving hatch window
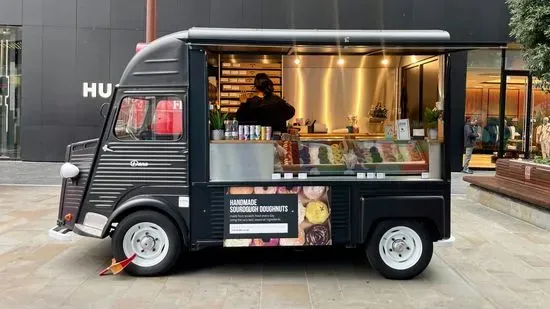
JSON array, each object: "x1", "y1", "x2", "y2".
[
  {"x1": 115, "y1": 96, "x2": 184, "y2": 141},
  {"x1": 209, "y1": 53, "x2": 445, "y2": 182}
]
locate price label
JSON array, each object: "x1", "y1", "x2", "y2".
[
  {"x1": 271, "y1": 173, "x2": 281, "y2": 180},
  {"x1": 357, "y1": 173, "x2": 366, "y2": 179},
  {"x1": 284, "y1": 173, "x2": 293, "y2": 179},
  {"x1": 367, "y1": 173, "x2": 376, "y2": 179},
  {"x1": 421, "y1": 172, "x2": 430, "y2": 179},
  {"x1": 298, "y1": 173, "x2": 308, "y2": 179},
  {"x1": 376, "y1": 173, "x2": 386, "y2": 179}
]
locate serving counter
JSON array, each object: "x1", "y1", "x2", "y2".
[{"x1": 210, "y1": 140, "x2": 276, "y2": 181}]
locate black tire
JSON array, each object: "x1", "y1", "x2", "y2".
[
  {"x1": 112, "y1": 210, "x2": 183, "y2": 276},
  {"x1": 366, "y1": 220, "x2": 433, "y2": 280}
]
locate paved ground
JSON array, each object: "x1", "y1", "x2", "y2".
[
  {"x1": 2, "y1": 172, "x2": 550, "y2": 309},
  {"x1": 0, "y1": 161, "x2": 62, "y2": 185}
]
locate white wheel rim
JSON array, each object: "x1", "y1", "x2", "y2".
[
  {"x1": 122, "y1": 222, "x2": 170, "y2": 268},
  {"x1": 378, "y1": 226, "x2": 423, "y2": 270}
]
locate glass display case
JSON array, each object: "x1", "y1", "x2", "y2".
[{"x1": 276, "y1": 138, "x2": 429, "y2": 176}]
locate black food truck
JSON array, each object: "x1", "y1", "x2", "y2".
[{"x1": 49, "y1": 28, "x2": 501, "y2": 279}]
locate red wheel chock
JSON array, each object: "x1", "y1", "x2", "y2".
[{"x1": 99, "y1": 253, "x2": 137, "y2": 276}]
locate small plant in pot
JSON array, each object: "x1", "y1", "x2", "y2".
[
  {"x1": 210, "y1": 109, "x2": 228, "y2": 140},
  {"x1": 424, "y1": 107, "x2": 441, "y2": 140}
]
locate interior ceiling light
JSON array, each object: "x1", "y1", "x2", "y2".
[
  {"x1": 294, "y1": 57, "x2": 301, "y2": 65},
  {"x1": 381, "y1": 59, "x2": 389, "y2": 65},
  {"x1": 337, "y1": 58, "x2": 345, "y2": 65},
  {"x1": 411, "y1": 55, "x2": 417, "y2": 62}
]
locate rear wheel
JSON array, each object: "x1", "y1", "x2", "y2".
[
  {"x1": 112, "y1": 210, "x2": 182, "y2": 276},
  {"x1": 366, "y1": 220, "x2": 433, "y2": 280}
]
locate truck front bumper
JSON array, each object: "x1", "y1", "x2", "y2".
[{"x1": 48, "y1": 225, "x2": 75, "y2": 241}]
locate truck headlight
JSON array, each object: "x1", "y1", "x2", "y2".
[{"x1": 60, "y1": 163, "x2": 80, "y2": 179}]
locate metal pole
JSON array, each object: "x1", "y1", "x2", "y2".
[
  {"x1": 146, "y1": 0, "x2": 157, "y2": 43},
  {"x1": 498, "y1": 50, "x2": 506, "y2": 158}
]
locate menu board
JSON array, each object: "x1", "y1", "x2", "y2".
[
  {"x1": 219, "y1": 60, "x2": 283, "y2": 113},
  {"x1": 223, "y1": 186, "x2": 332, "y2": 247}
]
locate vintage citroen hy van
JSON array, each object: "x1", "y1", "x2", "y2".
[{"x1": 49, "y1": 28, "x2": 499, "y2": 279}]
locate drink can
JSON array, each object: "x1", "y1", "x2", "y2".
[
  {"x1": 248, "y1": 125, "x2": 255, "y2": 140},
  {"x1": 243, "y1": 125, "x2": 250, "y2": 140},
  {"x1": 238, "y1": 125, "x2": 244, "y2": 140},
  {"x1": 266, "y1": 126, "x2": 272, "y2": 140},
  {"x1": 255, "y1": 125, "x2": 261, "y2": 140},
  {"x1": 224, "y1": 131, "x2": 231, "y2": 140},
  {"x1": 260, "y1": 127, "x2": 266, "y2": 140},
  {"x1": 232, "y1": 120, "x2": 239, "y2": 139}
]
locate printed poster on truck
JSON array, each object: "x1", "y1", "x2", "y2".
[{"x1": 224, "y1": 186, "x2": 331, "y2": 247}]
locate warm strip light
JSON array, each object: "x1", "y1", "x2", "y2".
[
  {"x1": 355, "y1": 55, "x2": 367, "y2": 121},
  {"x1": 323, "y1": 56, "x2": 335, "y2": 132},
  {"x1": 296, "y1": 63, "x2": 304, "y2": 119}
]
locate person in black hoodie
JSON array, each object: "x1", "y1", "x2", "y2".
[{"x1": 236, "y1": 73, "x2": 295, "y2": 133}]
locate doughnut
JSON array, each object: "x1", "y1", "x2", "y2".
[
  {"x1": 254, "y1": 186, "x2": 278, "y2": 194},
  {"x1": 302, "y1": 186, "x2": 326, "y2": 200},
  {"x1": 305, "y1": 201, "x2": 330, "y2": 224},
  {"x1": 277, "y1": 186, "x2": 300, "y2": 194},
  {"x1": 223, "y1": 239, "x2": 251, "y2": 247},
  {"x1": 229, "y1": 187, "x2": 254, "y2": 195},
  {"x1": 250, "y1": 238, "x2": 280, "y2": 247},
  {"x1": 305, "y1": 225, "x2": 330, "y2": 246}
]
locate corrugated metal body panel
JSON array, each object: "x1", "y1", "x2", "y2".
[
  {"x1": 85, "y1": 141, "x2": 189, "y2": 210},
  {"x1": 119, "y1": 31, "x2": 189, "y2": 87}
]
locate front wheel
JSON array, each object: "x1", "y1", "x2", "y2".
[
  {"x1": 366, "y1": 220, "x2": 433, "y2": 280},
  {"x1": 112, "y1": 210, "x2": 182, "y2": 276}
]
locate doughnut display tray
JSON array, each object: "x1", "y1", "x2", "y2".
[{"x1": 282, "y1": 139, "x2": 426, "y2": 166}]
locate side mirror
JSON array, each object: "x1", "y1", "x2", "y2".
[{"x1": 100, "y1": 103, "x2": 110, "y2": 119}]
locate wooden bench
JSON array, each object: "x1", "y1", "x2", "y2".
[{"x1": 463, "y1": 159, "x2": 550, "y2": 210}]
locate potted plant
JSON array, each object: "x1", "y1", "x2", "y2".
[
  {"x1": 210, "y1": 109, "x2": 227, "y2": 140},
  {"x1": 424, "y1": 107, "x2": 441, "y2": 140},
  {"x1": 411, "y1": 120, "x2": 424, "y2": 139}
]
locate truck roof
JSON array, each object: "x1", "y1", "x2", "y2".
[{"x1": 118, "y1": 27, "x2": 505, "y2": 87}]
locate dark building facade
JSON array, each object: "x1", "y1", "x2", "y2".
[{"x1": 0, "y1": 0, "x2": 511, "y2": 170}]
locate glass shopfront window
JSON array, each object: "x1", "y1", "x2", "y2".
[
  {"x1": 531, "y1": 80, "x2": 550, "y2": 157},
  {"x1": 464, "y1": 47, "x2": 550, "y2": 167},
  {"x1": 464, "y1": 50, "x2": 503, "y2": 164},
  {"x1": 0, "y1": 26, "x2": 21, "y2": 159}
]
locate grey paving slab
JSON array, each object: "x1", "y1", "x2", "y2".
[
  {"x1": 1, "y1": 183, "x2": 550, "y2": 308},
  {"x1": 0, "y1": 161, "x2": 62, "y2": 185}
]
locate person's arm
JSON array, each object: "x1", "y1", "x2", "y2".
[
  {"x1": 263, "y1": 98, "x2": 295, "y2": 121},
  {"x1": 236, "y1": 101, "x2": 251, "y2": 122},
  {"x1": 280, "y1": 100, "x2": 296, "y2": 120}
]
